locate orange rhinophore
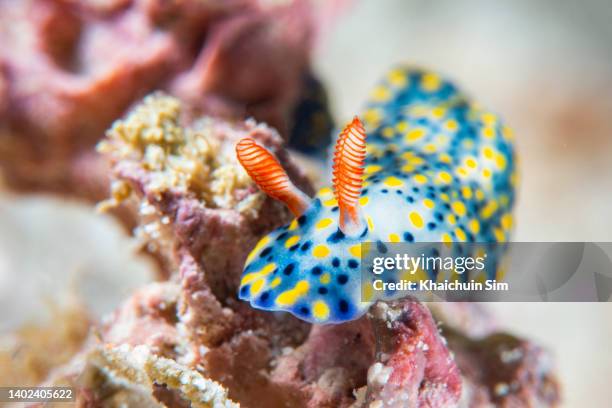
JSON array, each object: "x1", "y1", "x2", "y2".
[
  {"x1": 333, "y1": 116, "x2": 367, "y2": 234},
  {"x1": 236, "y1": 138, "x2": 310, "y2": 216}
]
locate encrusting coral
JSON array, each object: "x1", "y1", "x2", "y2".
[{"x1": 97, "y1": 94, "x2": 260, "y2": 213}]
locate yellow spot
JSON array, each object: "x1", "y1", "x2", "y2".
[
  {"x1": 359, "y1": 196, "x2": 369, "y2": 206},
  {"x1": 500, "y1": 194, "x2": 510, "y2": 207},
  {"x1": 396, "y1": 121, "x2": 409, "y2": 132},
  {"x1": 483, "y1": 147, "x2": 494, "y2": 159},
  {"x1": 323, "y1": 198, "x2": 338, "y2": 207},
  {"x1": 246, "y1": 236, "x2": 270, "y2": 264},
  {"x1": 270, "y1": 277, "x2": 281, "y2": 288},
  {"x1": 250, "y1": 279, "x2": 265, "y2": 296},
  {"x1": 382, "y1": 127, "x2": 394, "y2": 138},
  {"x1": 442, "y1": 233, "x2": 453, "y2": 246},
  {"x1": 452, "y1": 201, "x2": 466, "y2": 217},
  {"x1": 313, "y1": 245, "x2": 330, "y2": 258},
  {"x1": 482, "y1": 168, "x2": 492, "y2": 178},
  {"x1": 496, "y1": 264, "x2": 508, "y2": 281},
  {"x1": 466, "y1": 157, "x2": 478, "y2": 169},
  {"x1": 319, "y1": 273, "x2": 331, "y2": 284},
  {"x1": 367, "y1": 215, "x2": 375, "y2": 232},
  {"x1": 455, "y1": 227, "x2": 466, "y2": 242},
  {"x1": 424, "y1": 143, "x2": 437, "y2": 153},
  {"x1": 422, "y1": 72, "x2": 441, "y2": 92},
  {"x1": 481, "y1": 112, "x2": 497, "y2": 125},
  {"x1": 385, "y1": 176, "x2": 404, "y2": 187},
  {"x1": 475, "y1": 247, "x2": 486, "y2": 259},
  {"x1": 288, "y1": 219, "x2": 299, "y2": 231},
  {"x1": 502, "y1": 126, "x2": 514, "y2": 140},
  {"x1": 276, "y1": 280, "x2": 309, "y2": 307},
  {"x1": 494, "y1": 227, "x2": 506, "y2": 242},
  {"x1": 371, "y1": 85, "x2": 391, "y2": 102},
  {"x1": 482, "y1": 126, "x2": 495, "y2": 139},
  {"x1": 457, "y1": 167, "x2": 468, "y2": 177},
  {"x1": 316, "y1": 218, "x2": 333, "y2": 229},
  {"x1": 401, "y1": 164, "x2": 415, "y2": 173},
  {"x1": 409, "y1": 211, "x2": 424, "y2": 229},
  {"x1": 511, "y1": 171, "x2": 519, "y2": 187},
  {"x1": 388, "y1": 69, "x2": 407, "y2": 87},
  {"x1": 364, "y1": 108, "x2": 382, "y2": 126},
  {"x1": 444, "y1": 119, "x2": 459, "y2": 131},
  {"x1": 367, "y1": 145, "x2": 382, "y2": 156},
  {"x1": 362, "y1": 282, "x2": 374, "y2": 302},
  {"x1": 432, "y1": 106, "x2": 446, "y2": 119},
  {"x1": 438, "y1": 171, "x2": 452, "y2": 184},
  {"x1": 241, "y1": 263, "x2": 276, "y2": 286},
  {"x1": 413, "y1": 174, "x2": 428, "y2": 184},
  {"x1": 440, "y1": 193, "x2": 450, "y2": 202},
  {"x1": 468, "y1": 219, "x2": 480, "y2": 234},
  {"x1": 318, "y1": 187, "x2": 333, "y2": 197},
  {"x1": 365, "y1": 164, "x2": 382, "y2": 174},
  {"x1": 461, "y1": 186, "x2": 472, "y2": 199},
  {"x1": 501, "y1": 213, "x2": 513, "y2": 230},
  {"x1": 312, "y1": 300, "x2": 330, "y2": 320},
  {"x1": 474, "y1": 271, "x2": 488, "y2": 286},
  {"x1": 423, "y1": 198, "x2": 435, "y2": 209},
  {"x1": 401, "y1": 267, "x2": 428, "y2": 284},
  {"x1": 405, "y1": 127, "x2": 426, "y2": 142},
  {"x1": 285, "y1": 235, "x2": 301, "y2": 248},
  {"x1": 389, "y1": 233, "x2": 400, "y2": 243},
  {"x1": 410, "y1": 156, "x2": 425, "y2": 165},
  {"x1": 480, "y1": 200, "x2": 498, "y2": 219},
  {"x1": 475, "y1": 189, "x2": 485, "y2": 201},
  {"x1": 437, "y1": 269, "x2": 451, "y2": 283},
  {"x1": 349, "y1": 244, "x2": 361, "y2": 258},
  {"x1": 447, "y1": 213, "x2": 456, "y2": 225},
  {"x1": 495, "y1": 153, "x2": 507, "y2": 170},
  {"x1": 438, "y1": 153, "x2": 452, "y2": 163}
]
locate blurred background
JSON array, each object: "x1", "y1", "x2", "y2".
[{"x1": 1, "y1": 0, "x2": 611, "y2": 406}]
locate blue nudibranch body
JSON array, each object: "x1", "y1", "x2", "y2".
[{"x1": 236, "y1": 66, "x2": 516, "y2": 324}]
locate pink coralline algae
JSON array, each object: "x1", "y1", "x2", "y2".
[
  {"x1": 364, "y1": 300, "x2": 463, "y2": 407},
  {"x1": 0, "y1": 0, "x2": 316, "y2": 197}
]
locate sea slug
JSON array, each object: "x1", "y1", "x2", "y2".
[{"x1": 236, "y1": 66, "x2": 516, "y2": 323}]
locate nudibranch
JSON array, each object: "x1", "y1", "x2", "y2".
[{"x1": 235, "y1": 67, "x2": 516, "y2": 324}]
